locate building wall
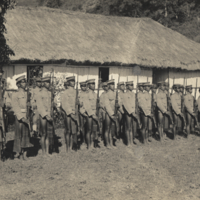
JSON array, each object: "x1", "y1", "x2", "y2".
[{"x1": 5, "y1": 64, "x2": 152, "y2": 92}]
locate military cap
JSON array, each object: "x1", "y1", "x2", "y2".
[
  {"x1": 143, "y1": 82, "x2": 151, "y2": 86},
  {"x1": 107, "y1": 79, "x2": 115, "y2": 85},
  {"x1": 179, "y1": 84, "x2": 184, "y2": 88},
  {"x1": 185, "y1": 85, "x2": 192, "y2": 89},
  {"x1": 80, "y1": 81, "x2": 87, "y2": 86},
  {"x1": 173, "y1": 84, "x2": 180, "y2": 88},
  {"x1": 117, "y1": 81, "x2": 125, "y2": 86},
  {"x1": 137, "y1": 83, "x2": 144, "y2": 86},
  {"x1": 151, "y1": 83, "x2": 157, "y2": 89},
  {"x1": 63, "y1": 80, "x2": 68, "y2": 85},
  {"x1": 157, "y1": 81, "x2": 165, "y2": 86},
  {"x1": 35, "y1": 77, "x2": 42, "y2": 82},
  {"x1": 102, "y1": 82, "x2": 108, "y2": 87},
  {"x1": 42, "y1": 77, "x2": 51, "y2": 82},
  {"x1": 66, "y1": 76, "x2": 75, "y2": 82},
  {"x1": 16, "y1": 75, "x2": 26, "y2": 83},
  {"x1": 126, "y1": 81, "x2": 133, "y2": 85},
  {"x1": 164, "y1": 82, "x2": 169, "y2": 86},
  {"x1": 87, "y1": 79, "x2": 95, "y2": 84}
]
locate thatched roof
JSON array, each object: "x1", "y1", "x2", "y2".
[{"x1": 4, "y1": 6, "x2": 200, "y2": 70}]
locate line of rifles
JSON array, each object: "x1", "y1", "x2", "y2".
[{"x1": 1, "y1": 74, "x2": 200, "y2": 157}]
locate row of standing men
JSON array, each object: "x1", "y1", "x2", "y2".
[{"x1": 0, "y1": 74, "x2": 200, "y2": 160}]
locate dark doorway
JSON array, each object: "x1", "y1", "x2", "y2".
[
  {"x1": 153, "y1": 68, "x2": 169, "y2": 84},
  {"x1": 99, "y1": 67, "x2": 109, "y2": 83}
]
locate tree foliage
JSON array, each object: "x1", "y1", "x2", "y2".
[{"x1": 0, "y1": 0, "x2": 15, "y2": 67}]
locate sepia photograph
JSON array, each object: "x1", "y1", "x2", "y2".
[{"x1": 0, "y1": 0, "x2": 200, "y2": 199}]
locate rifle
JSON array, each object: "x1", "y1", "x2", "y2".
[
  {"x1": 193, "y1": 78, "x2": 199, "y2": 128},
  {"x1": 181, "y1": 77, "x2": 186, "y2": 113},
  {"x1": 151, "y1": 84, "x2": 157, "y2": 129},
  {"x1": 75, "y1": 75, "x2": 80, "y2": 139},
  {"x1": 50, "y1": 69, "x2": 55, "y2": 130},
  {"x1": 26, "y1": 70, "x2": 33, "y2": 135},
  {"x1": 114, "y1": 74, "x2": 120, "y2": 135},
  {"x1": 135, "y1": 75, "x2": 139, "y2": 115},
  {"x1": 96, "y1": 72, "x2": 102, "y2": 138}
]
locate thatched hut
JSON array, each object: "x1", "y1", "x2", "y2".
[{"x1": 3, "y1": 6, "x2": 200, "y2": 96}]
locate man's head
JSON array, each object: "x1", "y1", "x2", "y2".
[
  {"x1": 164, "y1": 82, "x2": 169, "y2": 91},
  {"x1": 137, "y1": 83, "x2": 144, "y2": 92},
  {"x1": 179, "y1": 85, "x2": 184, "y2": 94},
  {"x1": 118, "y1": 82, "x2": 125, "y2": 91},
  {"x1": 126, "y1": 81, "x2": 133, "y2": 91},
  {"x1": 107, "y1": 79, "x2": 115, "y2": 91},
  {"x1": 151, "y1": 84, "x2": 157, "y2": 93},
  {"x1": 186, "y1": 85, "x2": 192, "y2": 94},
  {"x1": 42, "y1": 77, "x2": 51, "y2": 89},
  {"x1": 102, "y1": 82, "x2": 108, "y2": 92},
  {"x1": 64, "y1": 81, "x2": 69, "y2": 89},
  {"x1": 87, "y1": 79, "x2": 95, "y2": 90},
  {"x1": 157, "y1": 82, "x2": 165, "y2": 91},
  {"x1": 36, "y1": 77, "x2": 42, "y2": 88},
  {"x1": 66, "y1": 76, "x2": 75, "y2": 88},
  {"x1": 173, "y1": 84, "x2": 180, "y2": 93},
  {"x1": 144, "y1": 82, "x2": 151, "y2": 92},
  {"x1": 16, "y1": 75, "x2": 26, "y2": 89},
  {"x1": 80, "y1": 81, "x2": 87, "y2": 91}
]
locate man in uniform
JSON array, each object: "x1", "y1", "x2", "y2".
[
  {"x1": 59, "y1": 76, "x2": 79, "y2": 152},
  {"x1": 104, "y1": 79, "x2": 120, "y2": 148},
  {"x1": 156, "y1": 82, "x2": 174, "y2": 141},
  {"x1": 171, "y1": 84, "x2": 186, "y2": 139},
  {"x1": 184, "y1": 85, "x2": 200, "y2": 137},
  {"x1": 78, "y1": 81, "x2": 87, "y2": 149},
  {"x1": 12, "y1": 75, "x2": 33, "y2": 160},
  {"x1": 179, "y1": 84, "x2": 185, "y2": 130},
  {"x1": 144, "y1": 83, "x2": 157, "y2": 142},
  {"x1": 99, "y1": 82, "x2": 108, "y2": 140},
  {"x1": 117, "y1": 81, "x2": 126, "y2": 140},
  {"x1": 30, "y1": 77, "x2": 41, "y2": 136},
  {"x1": 84, "y1": 79, "x2": 99, "y2": 150},
  {"x1": 123, "y1": 81, "x2": 141, "y2": 147},
  {"x1": 149, "y1": 83, "x2": 158, "y2": 141},
  {"x1": 139, "y1": 82, "x2": 157, "y2": 144},
  {"x1": 36, "y1": 77, "x2": 54, "y2": 155}
]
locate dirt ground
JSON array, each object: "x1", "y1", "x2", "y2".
[{"x1": 0, "y1": 129, "x2": 200, "y2": 200}]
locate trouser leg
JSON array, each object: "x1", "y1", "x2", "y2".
[
  {"x1": 158, "y1": 111, "x2": 164, "y2": 141},
  {"x1": 141, "y1": 114, "x2": 148, "y2": 144},
  {"x1": 64, "y1": 115, "x2": 71, "y2": 152},
  {"x1": 186, "y1": 112, "x2": 192, "y2": 138},
  {"x1": 40, "y1": 116, "x2": 47, "y2": 154},
  {"x1": 86, "y1": 116, "x2": 93, "y2": 149},
  {"x1": 125, "y1": 113, "x2": 132, "y2": 146},
  {"x1": 80, "y1": 114, "x2": 86, "y2": 144},
  {"x1": 172, "y1": 113, "x2": 178, "y2": 140},
  {"x1": 104, "y1": 114, "x2": 112, "y2": 148}
]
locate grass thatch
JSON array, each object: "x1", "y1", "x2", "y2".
[{"x1": 4, "y1": 6, "x2": 200, "y2": 70}]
